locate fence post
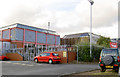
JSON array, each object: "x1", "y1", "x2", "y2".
[
  {"x1": 67, "y1": 46, "x2": 68, "y2": 63},
  {"x1": 77, "y1": 46, "x2": 78, "y2": 64}
]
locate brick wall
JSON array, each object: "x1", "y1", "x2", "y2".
[
  {"x1": 55, "y1": 51, "x2": 67, "y2": 63},
  {"x1": 51, "y1": 51, "x2": 76, "y2": 64},
  {"x1": 68, "y1": 52, "x2": 77, "y2": 63},
  {"x1": 6, "y1": 53, "x2": 23, "y2": 61},
  {"x1": 11, "y1": 42, "x2": 23, "y2": 48}
]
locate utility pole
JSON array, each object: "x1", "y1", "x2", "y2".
[
  {"x1": 88, "y1": 0, "x2": 94, "y2": 57},
  {"x1": 48, "y1": 22, "x2": 50, "y2": 33}
]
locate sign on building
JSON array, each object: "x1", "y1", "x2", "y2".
[
  {"x1": 63, "y1": 51, "x2": 66, "y2": 57},
  {"x1": 110, "y1": 42, "x2": 118, "y2": 48}
]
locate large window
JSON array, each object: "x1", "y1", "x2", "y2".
[{"x1": 102, "y1": 49, "x2": 118, "y2": 56}]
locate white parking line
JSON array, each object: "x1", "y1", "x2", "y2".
[
  {"x1": 27, "y1": 65, "x2": 34, "y2": 66},
  {"x1": 35, "y1": 64, "x2": 48, "y2": 66},
  {"x1": 3, "y1": 62, "x2": 11, "y2": 63},
  {"x1": 3, "y1": 61, "x2": 50, "y2": 66},
  {"x1": 62, "y1": 72, "x2": 71, "y2": 75},
  {"x1": 14, "y1": 63, "x2": 34, "y2": 66},
  {"x1": 3, "y1": 61, "x2": 34, "y2": 66},
  {"x1": 13, "y1": 63, "x2": 21, "y2": 65},
  {"x1": 21, "y1": 64, "x2": 27, "y2": 65}
]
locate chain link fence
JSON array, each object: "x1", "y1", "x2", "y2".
[{"x1": 3, "y1": 44, "x2": 105, "y2": 62}]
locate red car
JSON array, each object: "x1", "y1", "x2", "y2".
[
  {"x1": 34, "y1": 52, "x2": 61, "y2": 64},
  {"x1": 0, "y1": 55, "x2": 9, "y2": 61}
]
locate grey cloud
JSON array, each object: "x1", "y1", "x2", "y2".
[{"x1": 0, "y1": 0, "x2": 118, "y2": 38}]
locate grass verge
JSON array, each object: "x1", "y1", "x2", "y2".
[
  {"x1": 93, "y1": 69, "x2": 118, "y2": 75},
  {"x1": 61, "y1": 69, "x2": 118, "y2": 77}
]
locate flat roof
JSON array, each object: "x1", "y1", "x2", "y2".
[
  {"x1": 63, "y1": 32, "x2": 101, "y2": 38},
  {"x1": 0, "y1": 23, "x2": 56, "y2": 34}
]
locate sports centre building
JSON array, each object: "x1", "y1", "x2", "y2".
[{"x1": 0, "y1": 23, "x2": 60, "y2": 60}]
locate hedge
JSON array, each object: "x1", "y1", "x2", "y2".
[{"x1": 77, "y1": 45, "x2": 103, "y2": 62}]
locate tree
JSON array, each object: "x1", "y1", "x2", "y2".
[
  {"x1": 97, "y1": 36, "x2": 111, "y2": 48},
  {"x1": 76, "y1": 42, "x2": 103, "y2": 62},
  {"x1": 75, "y1": 36, "x2": 110, "y2": 62}
]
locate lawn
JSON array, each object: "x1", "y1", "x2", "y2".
[{"x1": 61, "y1": 69, "x2": 118, "y2": 77}]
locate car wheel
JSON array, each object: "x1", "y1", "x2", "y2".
[
  {"x1": 35, "y1": 58, "x2": 38, "y2": 63},
  {"x1": 114, "y1": 67, "x2": 119, "y2": 73},
  {"x1": 100, "y1": 67, "x2": 106, "y2": 72},
  {"x1": 3, "y1": 58, "x2": 7, "y2": 61},
  {"x1": 115, "y1": 69, "x2": 118, "y2": 73},
  {"x1": 48, "y1": 59, "x2": 53, "y2": 64}
]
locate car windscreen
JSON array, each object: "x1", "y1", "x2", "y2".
[
  {"x1": 52, "y1": 53, "x2": 59, "y2": 56},
  {"x1": 102, "y1": 49, "x2": 118, "y2": 56}
]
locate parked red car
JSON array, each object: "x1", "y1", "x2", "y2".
[
  {"x1": 0, "y1": 55, "x2": 9, "y2": 61},
  {"x1": 34, "y1": 52, "x2": 61, "y2": 64}
]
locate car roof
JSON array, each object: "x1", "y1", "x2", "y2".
[
  {"x1": 102, "y1": 48, "x2": 119, "y2": 52},
  {"x1": 103, "y1": 48, "x2": 118, "y2": 50},
  {"x1": 43, "y1": 52, "x2": 56, "y2": 53}
]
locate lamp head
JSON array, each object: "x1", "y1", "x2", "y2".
[{"x1": 88, "y1": 0, "x2": 94, "y2": 5}]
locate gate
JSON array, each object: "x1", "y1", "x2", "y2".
[
  {"x1": 24, "y1": 47, "x2": 35, "y2": 61},
  {"x1": 23, "y1": 44, "x2": 44, "y2": 61}
]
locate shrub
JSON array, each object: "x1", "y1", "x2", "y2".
[{"x1": 77, "y1": 44, "x2": 103, "y2": 62}]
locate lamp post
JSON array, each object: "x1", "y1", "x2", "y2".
[{"x1": 88, "y1": 0, "x2": 94, "y2": 57}]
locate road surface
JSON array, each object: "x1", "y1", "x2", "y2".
[{"x1": 2, "y1": 61, "x2": 99, "y2": 76}]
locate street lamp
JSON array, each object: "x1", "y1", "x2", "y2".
[
  {"x1": 88, "y1": 0, "x2": 94, "y2": 5},
  {"x1": 88, "y1": 0, "x2": 94, "y2": 57}
]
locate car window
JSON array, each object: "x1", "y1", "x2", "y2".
[
  {"x1": 46, "y1": 53, "x2": 50, "y2": 56},
  {"x1": 52, "y1": 53, "x2": 59, "y2": 56},
  {"x1": 102, "y1": 49, "x2": 118, "y2": 56},
  {"x1": 40, "y1": 53, "x2": 50, "y2": 56},
  {"x1": 40, "y1": 53, "x2": 46, "y2": 56}
]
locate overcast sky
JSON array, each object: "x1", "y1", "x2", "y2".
[{"x1": 0, "y1": 0, "x2": 119, "y2": 38}]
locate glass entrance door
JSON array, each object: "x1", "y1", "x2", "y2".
[{"x1": 24, "y1": 43, "x2": 35, "y2": 61}]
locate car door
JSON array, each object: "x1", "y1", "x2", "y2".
[
  {"x1": 39, "y1": 53, "x2": 45, "y2": 62},
  {"x1": 42, "y1": 53, "x2": 51, "y2": 62},
  {"x1": 39, "y1": 53, "x2": 48, "y2": 62},
  {"x1": 45, "y1": 53, "x2": 50, "y2": 62}
]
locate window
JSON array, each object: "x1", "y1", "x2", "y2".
[
  {"x1": 46, "y1": 53, "x2": 50, "y2": 56},
  {"x1": 40, "y1": 53, "x2": 46, "y2": 56},
  {"x1": 52, "y1": 53, "x2": 59, "y2": 56},
  {"x1": 102, "y1": 49, "x2": 118, "y2": 56},
  {"x1": 40, "y1": 53, "x2": 50, "y2": 56}
]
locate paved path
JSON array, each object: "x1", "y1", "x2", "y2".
[{"x1": 2, "y1": 61, "x2": 99, "y2": 76}]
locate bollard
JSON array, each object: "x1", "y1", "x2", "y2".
[{"x1": 77, "y1": 46, "x2": 78, "y2": 64}]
